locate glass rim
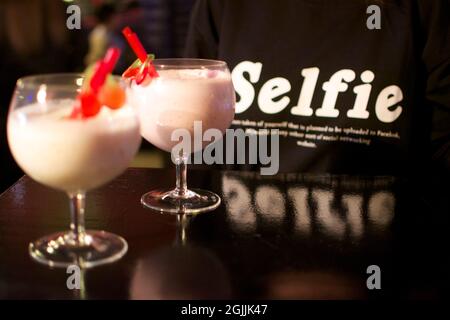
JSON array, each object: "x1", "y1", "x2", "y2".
[
  {"x1": 15, "y1": 73, "x2": 123, "y2": 88},
  {"x1": 152, "y1": 58, "x2": 228, "y2": 69}
]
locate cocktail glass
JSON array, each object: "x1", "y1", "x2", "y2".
[
  {"x1": 7, "y1": 74, "x2": 142, "y2": 268},
  {"x1": 128, "y1": 59, "x2": 235, "y2": 214}
]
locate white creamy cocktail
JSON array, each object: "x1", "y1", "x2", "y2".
[
  {"x1": 7, "y1": 73, "x2": 141, "y2": 268},
  {"x1": 127, "y1": 59, "x2": 235, "y2": 214},
  {"x1": 129, "y1": 68, "x2": 235, "y2": 153},
  {"x1": 8, "y1": 101, "x2": 140, "y2": 192}
]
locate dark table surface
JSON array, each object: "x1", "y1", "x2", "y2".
[{"x1": 0, "y1": 167, "x2": 448, "y2": 299}]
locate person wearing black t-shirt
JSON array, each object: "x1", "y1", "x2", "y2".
[{"x1": 185, "y1": 0, "x2": 450, "y2": 175}]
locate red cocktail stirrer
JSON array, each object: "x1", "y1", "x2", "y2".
[
  {"x1": 122, "y1": 26, "x2": 148, "y2": 63},
  {"x1": 71, "y1": 47, "x2": 122, "y2": 119},
  {"x1": 122, "y1": 26, "x2": 158, "y2": 81},
  {"x1": 90, "y1": 47, "x2": 121, "y2": 93}
]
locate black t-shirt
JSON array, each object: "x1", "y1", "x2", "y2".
[{"x1": 185, "y1": 0, "x2": 450, "y2": 175}]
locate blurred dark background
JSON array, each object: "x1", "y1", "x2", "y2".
[{"x1": 0, "y1": 0, "x2": 195, "y2": 192}]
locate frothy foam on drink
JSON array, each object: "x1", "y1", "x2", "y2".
[{"x1": 157, "y1": 69, "x2": 227, "y2": 80}]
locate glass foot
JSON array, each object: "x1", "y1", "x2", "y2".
[
  {"x1": 141, "y1": 188, "x2": 221, "y2": 214},
  {"x1": 29, "y1": 230, "x2": 128, "y2": 268}
]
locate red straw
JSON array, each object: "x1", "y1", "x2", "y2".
[
  {"x1": 90, "y1": 47, "x2": 121, "y2": 92},
  {"x1": 103, "y1": 47, "x2": 121, "y2": 72},
  {"x1": 122, "y1": 26, "x2": 148, "y2": 63}
]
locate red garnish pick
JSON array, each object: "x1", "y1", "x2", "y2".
[
  {"x1": 122, "y1": 26, "x2": 147, "y2": 63},
  {"x1": 90, "y1": 47, "x2": 121, "y2": 93},
  {"x1": 135, "y1": 59, "x2": 151, "y2": 85},
  {"x1": 122, "y1": 26, "x2": 159, "y2": 83},
  {"x1": 123, "y1": 67, "x2": 140, "y2": 78},
  {"x1": 70, "y1": 47, "x2": 122, "y2": 119},
  {"x1": 103, "y1": 47, "x2": 121, "y2": 72},
  {"x1": 123, "y1": 56, "x2": 158, "y2": 85}
]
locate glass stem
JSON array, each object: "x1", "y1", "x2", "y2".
[
  {"x1": 68, "y1": 192, "x2": 87, "y2": 245},
  {"x1": 175, "y1": 153, "x2": 188, "y2": 197}
]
